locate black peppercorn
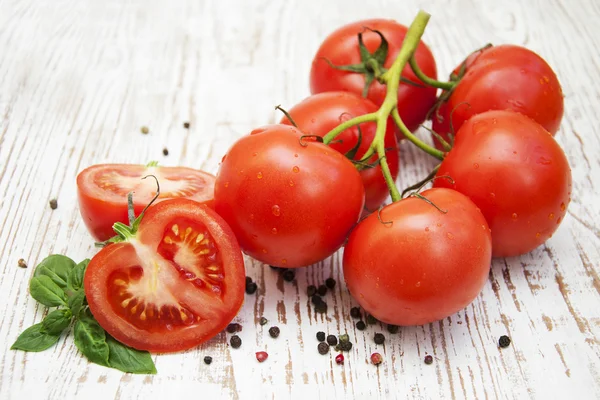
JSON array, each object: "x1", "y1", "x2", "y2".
[
  {"x1": 350, "y1": 307, "x2": 361, "y2": 319},
  {"x1": 226, "y1": 323, "x2": 242, "y2": 333},
  {"x1": 316, "y1": 331, "x2": 326, "y2": 342},
  {"x1": 424, "y1": 355, "x2": 433, "y2": 364},
  {"x1": 339, "y1": 341, "x2": 352, "y2": 352},
  {"x1": 387, "y1": 324, "x2": 399, "y2": 334},
  {"x1": 307, "y1": 285, "x2": 317, "y2": 296},
  {"x1": 315, "y1": 301, "x2": 328, "y2": 314},
  {"x1": 246, "y1": 281, "x2": 258, "y2": 295},
  {"x1": 183, "y1": 122, "x2": 190, "y2": 129},
  {"x1": 246, "y1": 276, "x2": 252, "y2": 285},
  {"x1": 326, "y1": 335, "x2": 338, "y2": 346},
  {"x1": 356, "y1": 321, "x2": 366, "y2": 330},
  {"x1": 203, "y1": 356, "x2": 213, "y2": 365},
  {"x1": 230, "y1": 335, "x2": 242, "y2": 349},
  {"x1": 325, "y1": 277, "x2": 336, "y2": 289},
  {"x1": 282, "y1": 269, "x2": 295, "y2": 282},
  {"x1": 311, "y1": 294, "x2": 322, "y2": 305},
  {"x1": 259, "y1": 317, "x2": 268, "y2": 326},
  {"x1": 268, "y1": 326, "x2": 280, "y2": 338},
  {"x1": 374, "y1": 333, "x2": 385, "y2": 345},
  {"x1": 366, "y1": 314, "x2": 378, "y2": 325},
  {"x1": 162, "y1": 147, "x2": 169, "y2": 156},
  {"x1": 49, "y1": 199, "x2": 58, "y2": 210},
  {"x1": 498, "y1": 335, "x2": 511, "y2": 348},
  {"x1": 17, "y1": 259, "x2": 27, "y2": 268},
  {"x1": 317, "y1": 285, "x2": 328, "y2": 296},
  {"x1": 318, "y1": 342, "x2": 329, "y2": 355}
]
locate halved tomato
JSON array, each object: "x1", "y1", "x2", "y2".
[
  {"x1": 84, "y1": 199, "x2": 245, "y2": 353},
  {"x1": 77, "y1": 164, "x2": 215, "y2": 241}
]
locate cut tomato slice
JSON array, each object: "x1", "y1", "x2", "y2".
[
  {"x1": 77, "y1": 164, "x2": 216, "y2": 241},
  {"x1": 84, "y1": 199, "x2": 245, "y2": 353}
]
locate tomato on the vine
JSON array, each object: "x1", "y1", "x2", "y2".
[
  {"x1": 432, "y1": 44, "x2": 564, "y2": 149},
  {"x1": 77, "y1": 164, "x2": 215, "y2": 241},
  {"x1": 310, "y1": 19, "x2": 438, "y2": 133},
  {"x1": 343, "y1": 188, "x2": 492, "y2": 326},
  {"x1": 214, "y1": 125, "x2": 365, "y2": 268},
  {"x1": 434, "y1": 110, "x2": 572, "y2": 257},
  {"x1": 280, "y1": 91, "x2": 399, "y2": 211},
  {"x1": 84, "y1": 199, "x2": 246, "y2": 353}
]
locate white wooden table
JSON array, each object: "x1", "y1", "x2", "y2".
[{"x1": 1, "y1": 0, "x2": 599, "y2": 398}]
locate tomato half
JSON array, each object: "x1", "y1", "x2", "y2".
[
  {"x1": 78, "y1": 164, "x2": 215, "y2": 241},
  {"x1": 310, "y1": 19, "x2": 437, "y2": 133},
  {"x1": 343, "y1": 188, "x2": 492, "y2": 326},
  {"x1": 280, "y1": 91, "x2": 399, "y2": 211},
  {"x1": 432, "y1": 44, "x2": 564, "y2": 149},
  {"x1": 434, "y1": 110, "x2": 572, "y2": 257},
  {"x1": 214, "y1": 125, "x2": 365, "y2": 268},
  {"x1": 84, "y1": 199, "x2": 245, "y2": 353}
]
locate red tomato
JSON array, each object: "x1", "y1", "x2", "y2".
[
  {"x1": 432, "y1": 45, "x2": 564, "y2": 149},
  {"x1": 214, "y1": 125, "x2": 365, "y2": 268},
  {"x1": 84, "y1": 199, "x2": 246, "y2": 353},
  {"x1": 343, "y1": 188, "x2": 492, "y2": 326},
  {"x1": 280, "y1": 91, "x2": 399, "y2": 211},
  {"x1": 310, "y1": 19, "x2": 438, "y2": 133},
  {"x1": 434, "y1": 110, "x2": 572, "y2": 257},
  {"x1": 78, "y1": 164, "x2": 215, "y2": 241}
]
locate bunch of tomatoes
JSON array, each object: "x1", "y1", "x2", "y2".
[{"x1": 76, "y1": 11, "x2": 571, "y2": 353}]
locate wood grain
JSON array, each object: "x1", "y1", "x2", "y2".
[{"x1": 1, "y1": 0, "x2": 599, "y2": 398}]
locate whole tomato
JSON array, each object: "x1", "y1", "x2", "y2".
[
  {"x1": 434, "y1": 110, "x2": 572, "y2": 257},
  {"x1": 280, "y1": 91, "x2": 399, "y2": 211},
  {"x1": 343, "y1": 188, "x2": 492, "y2": 326},
  {"x1": 432, "y1": 45, "x2": 564, "y2": 149},
  {"x1": 214, "y1": 125, "x2": 365, "y2": 268},
  {"x1": 310, "y1": 19, "x2": 437, "y2": 133}
]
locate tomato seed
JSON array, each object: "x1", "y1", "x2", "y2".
[
  {"x1": 499, "y1": 335, "x2": 511, "y2": 348},
  {"x1": 325, "y1": 277, "x2": 336, "y2": 289},
  {"x1": 17, "y1": 259, "x2": 27, "y2": 268},
  {"x1": 371, "y1": 352, "x2": 383, "y2": 365},
  {"x1": 268, "y1": 326, "x2": 280, "y2": 338},
  {"x1": 424, "y1": 355, "x2": 433, "y2": 365},
  {"x1": 230, "y1": 335, "x2": 242, "y2": 349},
  {"x1": 49, "y1": 199, "x2": 58, "y2": 210},
  {"x1": 316, "y1": 331, "x2": 326, "y2": 342},
  {"x1": 350, "y1": 307, "x2": 361, "y2": 319},
  {"x1": 374, "y1": 333, "x2": 385, "y2": 345},
  {"x1": 335, "y1": 354, "x2": 344, "y2": 365},
  {"x1": 317, "y1": 342, "x2": 329, "y2": 355},
  {"x1": 256, "y1": 351, "x2": 268, "y2": 363},
  {"x1": 203, "y1": 356, "x2": 213, "y2": 365}
]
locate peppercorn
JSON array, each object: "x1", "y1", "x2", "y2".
[
  {"x1": 315, "y1": 301, "x2": 328, "y2": 314},
  {"x1": 374, "y1": 333, "x2": 385, "y2": 345},
  {"x1": 230, "y1": 335, "x2": 242, "y2": 348},
  {"x1": 424, "y1": 355, "x2": 433, "y2": 365},
  {"x1": 499, "y1": 335, "x2": 511, "y2": 348},
  {"x1": 317, "y1": 285, "x2": 328, "y2": 296},
  {"x1": 246, "y1": 276, "x2": 252, "y2": 285},
  {"x1": 183, "y1": 122, "x2": 190, "y2": 129},
  {"x1": 370, "y1": 352, "x2": 383, "y2": 365},
  {"x1": 162, "y1": 147, "x2": 169, "y2": 156},
  {"x1": 339, "y1": 341, "x2": 353, "y2": 352},
  {"x1": 226, "y1": 323, "x2": 242, "y2": 333},
  {"x1": 268, "y1": 326, "x2": 280, "y2": 338},
  {"x1": 335, "y1": 353, "x2": 344, "y2": 365},
  {"x1": 316, "y1": 331, "x2": 326, "y2": 342},
  {"x1": 49, "y1": 199, "x2": 58, "y2": 210},
  {"x1": 282, "y1": 269, "x2": 295, "y2": 282},
  {"x1": 326, "y1": 335, "x2": 338, "y2": 346},
  {"x1": 17, "y1": 259, "x2": 27, "y2": 268},
  {"x1": 259, "y1": 317, "x2": 268, "y2": 326},
  {"x1": 311, "y1": 294, "x2": 322, "y2": 305},
  {"x1": 356, "y1": 321, "x2": 366, "y2": 330},
  {"x1": 350, "y1": 307, "x2": 361, "y2": 319},
  {"x1": 387, "y1": 324, "x2": 399, "y2": 334},
  {"x1": 140, "y1": 126, "x2": 149, "y2": 134},
  {"x1": 256, "y1": 351, "x2": 268, "y2": 363},
  {"x1": 325, "y1": 277, "x2": 336, "y2": 289},
  {"x1": 318, "y1": 342, "x2": 329, "y2": 355},
  {"x1": 203, "y1": 356, "x2": 213, "y2": 365},
  {"x1": 338, "y1": 334, "x2": 349, "y2": 343},
  {"x1": 366, "y1": 314, "x2": 378, "y2": 325},
  {"x1": 307, "y1": 285, "x2": 317, "y2": 296},
  {"x1": 246, "y1": 281, "x2": 258, "y2": 295}
]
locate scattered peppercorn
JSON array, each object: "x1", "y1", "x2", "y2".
[
  {"x1": 326, "y1": 335, "x2": 338, "y2": 346},
  {"x1": 17, "y1": 259, "x2": 27, "y2": 268},
  {"x1": 366, "y1": 314, "x2": 378, "y2": 325},
  {"x1": 183, "y1": 122, "x2": 190, "y2": 129},
  {"x1": 424, "y1": 355, "x2": 433, "y2": 365},
  {"x1": 49, "y1": 199, "x2": 58, "y2": 210},
  {"x1": 356, "y1": 321, "x2": 366, "y2": 330},
  {"x1": 317, "y1": 285, "x2": 328, "y2": 296},
  {"x1": 307, "y1": 285, "x2": 317, "y2": 296},
  {"x1": 316, "y1": 331, "x2": 326, "y2": 342},
  {"x1": 230, "y1": 335, "x2": 242, "y2": 349},
  {"x1": 256, "y1": 351, "x2": 268, "y2": 363},
  {"x1": 315, "y1": 301, "x2": 328, "y2": 314},
  {"x1": 387, "y1": 324, "x2": 399, "y2": 334},
  {"x1": 282, "y1": 269, "x2": 295, "y2": 282},
  {"x1": 162, "y1": 147, "x2": 169, "y2": 156},
  {"x1": 335, "y1": 353, "x2": 344, "y2": 365},
  {"x1": 246, "y1": 276, "x2": 252, "y2": 285},
  {"x1": 203, "y1": 356, "x2": 213, "y2": 365},
  {"x1": 498, "y1": 335, "x2": 511, "y2": 348},
  {"x1": 374, "y1": 333, "x2": 385, "y2": 345},
  {"x1": 141, "y1": 126, "x2": 149, "y2": 134},
  {"x1": 325, "y1": 277, "x2": 336, "y2": 289},
  {"x1": 245, "y1": 281, "x2": 258, "y2": 295},
  {"x1": 226, "y1": 323, "x2": 242, "y2": 333},
  {"x1": 338, "y1": 334, "x2": 349, "y2": 343},
  {"x1": 268, "y1": 326, "x2": 280, "y2": 338},
  {"x1": 318, "y1": 342, "x2": 329, "y2": 355},
  {"x1": 311, "y1": 294, "x2": 323, "y2": 305},
  {"x1": 370, "y1": 352, "x2": 383, "y2": 365},
  {"x1": 259, "y1": 317, "x2": 268, "y2": 326},
  {"x1": 339, "y1": 341, "x2": 353, "y2": 352},
  {"x1": 350, "y1": 307, "x2": 361, "y2": 319}
]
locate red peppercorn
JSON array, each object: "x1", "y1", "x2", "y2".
[
  {"x1": 370, "y1": 352, "x2": 383, "y2": 365},
  {"x1": 335, "y1": 353, "x2": 344, "y2": 365},
  {"x1": 256, "y1": 351, "x2": 268, "y2": 363}
]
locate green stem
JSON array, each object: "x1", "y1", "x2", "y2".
[
  {"x1": 112, "y1": 222, "x2": 135, "y2": 241},
  {"x1": 409, "y1": 56, "x2": 455, "y2": 91},
  {"x1": 392, "y1": 108, "x2": 444, "y2": 160},
  {"x1": 376, "y1": 141, "x2": 401, "y2": 202},
  {"x1": 322, "y1": 113, "x2": 377, "y2": 144}
]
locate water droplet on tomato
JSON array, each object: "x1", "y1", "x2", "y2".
[
  {"x1": 436, "y1": 223, "x2": 441, "y2": 227},
  {"x1": 271, "y1": 227, "x2": 278, "y2": 234},
  {"x1": 548, "y1": 213, "x2": 555, "y2": 220},
  {"x1": 281, "y1": 259, "x2": 287, "y2": 265},
  {"x1": 292, "y1": 166, "x2": 300, "y2": 173},
  {"x1": 560, "y1": 202, "x2": 566, "y2": 211},
  {"x1": 262, "y1": 249, "x2": 268, "y2": 254},
  {"x1": 512, "y1": 213, "x2": 518, "y2": 220},
  {"x1": 415, "y1": 282, "x2": 421, "y2": 288},
  {"x1": 473, "y1": 163, "x2": 479, "y2": 169},
  {"x1": 224, "y1": 182, "x2": 229, "y2": 188},
  {"x1": 490, "y1": 192, "x2": 496, "y2": 199},
  {"x1": 289, "y1": 180, "x2": 294, "y2": 187},
  {"x1": 447, "y1": 232, "x2": 454, "y2": 240},
  {"x1": 537, "y1": 156, "x2": 551, "y2": 165},
  {"x1": 251, "y1": 234, "x2": 258, "y2": 239},
  {"x1": 513, "y1": 151, "x2": 518, "y2": 155},
  {"x1": 294, "y1": 153, "x2": 298, "y2": 158},
  {"x1": 311, "y1": 118, "x2": 316, "y2": 123},
  {"x1": 536, "y1": 232, "x2": 541, "y2": 238},
  {"x1": 272, "y1": 205, "x2": 281, "y2": 216},
  {"x1": 557, "y1": 217, "x2": 562, "y2": 224},
  {"x1": 424, "y1": 227, "x2": 430, "y2": 232},
  {"x1": 253, "y1": 152, "x2": 257, "y2": 157},
  {"x1": 492, "y1": 118, "x2": 497, "y2": 124}
]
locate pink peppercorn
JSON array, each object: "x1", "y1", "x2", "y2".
[
  {"x1": 370, "y1": 352, "x2": 383, "y2": 365},
  {"x1": 256, "y1": 351, "x2": 268, "y2": 363},
  {"x1": 335, "y1": 353, "x2": 344, "y2": 365}
]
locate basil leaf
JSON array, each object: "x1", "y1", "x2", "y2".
[
  {"x1": 67, "y1": 289, "x2": 86, "y2": 317},
  {"x1": 29, "y1": 275, "x2": 67, "y2": 307},
  {"x1": 41, "y1": 308, "x2": 72, "y2": 335},
  {"x1": 34, "y1": 255, "x2": 76, "y2": 290},
  {"x1": 11, "y1": 323, "x2": 60, "y2": 352},
  {"x1": 106, "y1": 336, "x2": 157, "y2": 374},
  {"x1": 73, "y1": 310, "x2": 109, "y2": 367},
  {"x1": 67, "y1": 259, "x2": 89, "y2": 293}
]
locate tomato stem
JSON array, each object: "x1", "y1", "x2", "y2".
[
  {"x1": 408, "y1": 56, "x2": 455, "y2": 91},
  {"x1": 391, "y1": 109, "x2": 444, "y2": 160}
]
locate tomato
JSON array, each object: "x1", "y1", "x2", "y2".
[
  {"x1": 84, "y1": 199, "x2": 245, "y2": 353},
  {"x1": 310, "y1": 19, "x2": 438, "y2": 133},
  {"x1": 432, "y1": 45, "x2": 564, "y2": 149},
  {"x1": 214, "y1": 125, "x2": 365, "y2": 268},
  {"x1": 280, "y1": 91, "x2": 399, "y2": 211},
  {"x1": 434, "y1": 110, "x2": 572, "y2": 257},
  {"x1": 78, "y1": 164, "x2": 215, "y2": 241},
  {"x1": 343, "y1": 188, "x2": 492, "y2": 326}
]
